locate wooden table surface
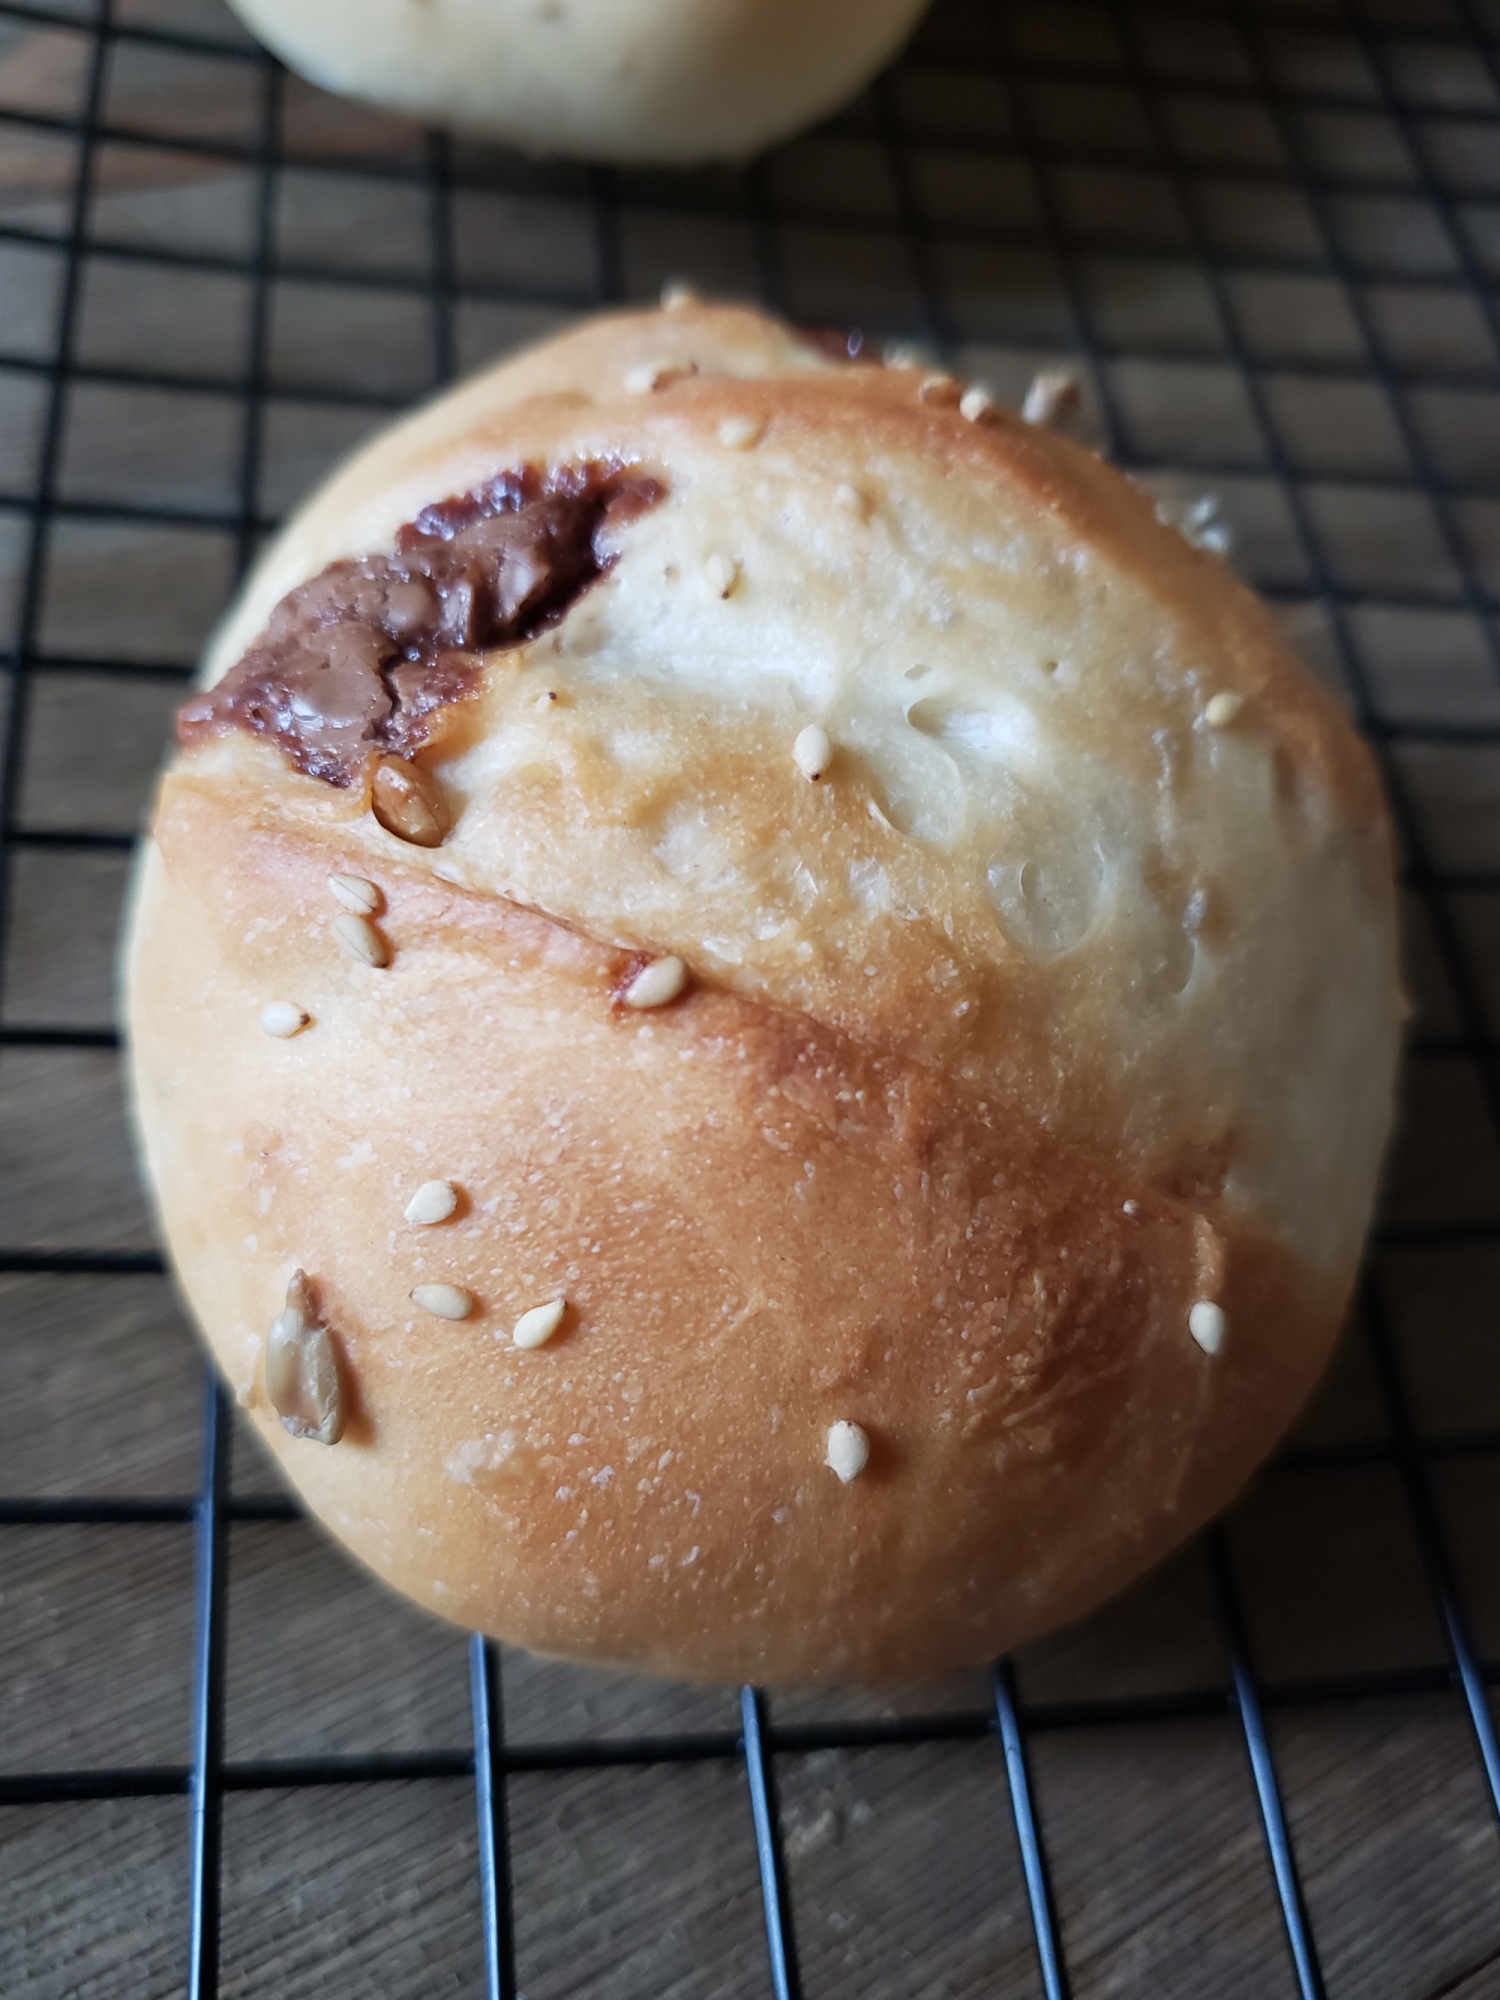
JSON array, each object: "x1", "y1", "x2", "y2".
[{"x1": 4, "y1": 0, "x2": 1500, "y2": 1994}]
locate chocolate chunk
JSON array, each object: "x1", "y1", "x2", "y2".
[
  {"x1": 384, "y1": 579, "x2": 436, "y2": 637},
  {"x1": 178, "y1": 460, "x2": 665, "y2": 788}
]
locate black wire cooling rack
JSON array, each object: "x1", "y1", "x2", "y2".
[{"x1": 3, "y1": 1, "x2": 1500, "y2": 1995}]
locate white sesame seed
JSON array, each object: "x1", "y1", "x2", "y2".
[
  {"x1": 717, "y1": 414, "x2": 763, "y2": 451},
  {"x1": 622, "y1": 955, "x2": 688, "y2": 1010},
  {"x1": 1189, "y1": 1300, "x2": 1226, "y2": 1355},
  {"x1": 327, "y1": 872, "x2": 380, "y2": 915},
  {"x1": 332, "y1": 911, "x2": 389, "y2": 968},
  {"x1": 704, "y1": 552, "x2": 740, "y2": 599},
  {"x1": 1022, "y1": 368, "x2": 1080, "y2": 428},
  {"x1": 513, "y1": 1298, "x2": 567, "y2": 1349},
  {"x1": 918, "y1": 372, "x2": 960, "y2": 405},
  {"x1": 404, "y1": 1180, "x2": 459, "y2": 1226},
  {"x1": 833, "y1": 482, "x2": 866, "y2": 516},
  {"x1": 411, "y1": 1283, "x2": 475, "y2": 1321},
  {"x1": 793, "y1": 724, "x2": 833, "y2": 782},
  {"x1": 960, "y1": 383, "x2": 997, "y2": 423},
  {"x1": 1205, "y1": 691, "x2": 1245, "y2": 729},
  {"x1": 1122, "y1": 1199, "x2": 1138, "y2": 1215},
  {"x1": 260, "y1": 1001, "x2": 310, "y2": 1038},
  {"x1": 825, "y1": 1420, "x2": 870, "y2": 1483},
  {"x1": 624, "y1": 358, "x2": 696, "y2": 394},
  {"x1": 883, "y1": 340, "x2": 925, "y2": 370},
  {"x1": 660, "y1": 277, "x2": 699, "y2": 309}
]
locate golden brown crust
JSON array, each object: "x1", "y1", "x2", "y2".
[
  {"x1": 202, "y1": 304, "x2": 1387, "y2": 854},
  {"x1": 125, "y1": 303, "x2": 1401, "y2": 1683},
  {"x1": 129, "y1": 776, "x2": 1340, "y2": 1682},
  {"x1": 195, "y1": 308, "x2": 1400, "y2": 1284}
]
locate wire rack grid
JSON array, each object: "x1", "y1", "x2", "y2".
[{"x1": 2, "y1": 0, "x2": 1500, "y2": 1995}]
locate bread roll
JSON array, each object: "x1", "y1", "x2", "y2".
[
  {"x1": 224, "y1": 0, "x2": 930, "y2": 163},
  {"x1": 124, "y1": 303, "x2": 1400, "y2": 1685}
]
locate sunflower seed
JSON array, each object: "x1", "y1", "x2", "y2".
[
  {"x1": 371, "y1": 754, "x2": 450, "y2": 848},
  {"x1": 265, "y1": 1270, "x2": 344, "y2": 1444}
]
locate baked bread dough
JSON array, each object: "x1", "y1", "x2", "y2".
[
  {"x1": 124, "y1": 303, "x2": 1400, "y2": 1684},
  {"x1": 224, "y1": 0, "x2": 931, "y2": 162}
]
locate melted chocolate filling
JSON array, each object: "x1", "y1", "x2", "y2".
[{"x1": 178, "y1": 462, "x2": 664, "y2": 786}]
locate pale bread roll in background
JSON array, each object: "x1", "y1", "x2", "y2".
[
  {"x1": 224, "y1": 0, "x2": 932, "y2": 162},
  {"x1": 124, "y1": 304, "x2": 1401, "y2": 1684}
]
